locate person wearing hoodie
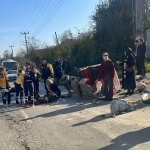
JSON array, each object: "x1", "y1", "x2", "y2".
[
  {"x1": 138, "y1": 38, "x2": 146, "y2": 76},
  {"x1": 116, "y1": 48, "x2": 136, "y2": 95},
  {"x1": 14, "y1": 66, "x2": 26, "y2": 106},
  {"x1": 98, "y1": 52, "x2": 114, "y2": 101}
]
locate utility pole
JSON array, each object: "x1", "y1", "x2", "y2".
[
  {"x1": 20, "y1": 31, "x2": 29, "y2": 53},
  {"x1": 9, "y1": 45, "x2": 14, "y2": 58},
  {"x1": 55, "y1": 32, "x2": 59, "y2": 45},
  {"x1": 135, "y1": 0, "x2": 146, "y2": 39}
]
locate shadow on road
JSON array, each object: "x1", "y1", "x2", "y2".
[
  {"x1": 98, "y1": 127, "x2": 150, "y2": 150},
  {"x1": 72, "y1": 114, "x2": 106, "y2": 127},
  {"x1": 71, "y1": 99, "x2": 149, "y2": 127},
  {"x1": 21, "y1": 101, "x2": 110, "y2": 121}
]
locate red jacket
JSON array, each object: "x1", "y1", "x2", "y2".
[{"x1": 99, "y1": 59, "x2": 114, "y2": 80}]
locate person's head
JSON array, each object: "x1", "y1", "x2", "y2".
[
  {"x1": 0, "y1": 66, "x2": 5, "y2": 73},
  {"x1": 65, "y1": 58, "x2": 68, "y2": 62},
  {"x1": 125, "y1": 47, "x2": 132, "y2": 56},
  {"x1": 102, "y1": 52, "x2": 109, "y2": 61},
  {"x1": 58, "y1": 58, "x2": 61, "y2": 62},
  {"x1": 134, "y1": 40, "x2": 139, "y2": 46},
  {"x1": 42, "y1": 59, "x2": 47, "y2": 65},
  {"x1": 139, "y1": 38, "x2": 144, "y2": 45},
  {"x1": 30, "y1": 62, "x2": 36, "y2": 69},
  {"x1": 25, "y1": 62, "x2": 29, "y2": 67},
  {"x1": 20, "y1": 66, "x2": 26, "y2": 71}
]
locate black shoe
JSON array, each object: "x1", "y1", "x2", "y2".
[
  {"x1": 125, "y1": 92, "x2": 130, "y2": 95},
  {"x1": 104, "y1": 98, "x2": 113, "y2": 101}
]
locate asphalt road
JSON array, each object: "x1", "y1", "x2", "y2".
[{"x1": 0, "y1": 79, "x2": 150, "y2": 150}]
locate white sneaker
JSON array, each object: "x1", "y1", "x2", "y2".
[{"x1": 8, "y1": 104, "x2": 12, "y2": 107}]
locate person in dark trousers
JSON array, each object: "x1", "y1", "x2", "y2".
[
  {"x1": 61, "y1": 58, "x2": 65, "y2": 75},
  {"x1": 134, "y1": 40, "x2": 140, "y2": 75},
  {"x1": 30, "y1": 62, "x2": 40, "y2": 100},
  {"x1": 98, "y1": 52, "x2": 114, "y2": 101},
  {"x1": 64, "y1": 58, "x2": 71, "y2": 75},
  {"x1": 24, "y1": 65, "x2": 35, "y2": 107},
  {"x1": 138, "y1": 38, "x2": 146, "y2": 76},
  {"x1": 53, "y1": 59, "x2": 59, "y2": 82},
  {"x1": 116, "y1": 48, "x2": 136, "y2": 95},
  {"x1": 0, "y1": 66, "x2": 11, "y2": 107},
  {"x1": 57, "y1": 58, "x2": 62, "y2": 81},
  {"x1": 41, "y1": 59, "x2": 54, "y2": 94},
  {"x1": 14, "y1": 66, "x2": 26, "y2": 106}
]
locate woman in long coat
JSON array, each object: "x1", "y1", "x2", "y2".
[{"x1": 116, "y1": 48, "x2": 136, "y2": 95}]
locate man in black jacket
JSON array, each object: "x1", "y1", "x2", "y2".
[
  {"x1": 138, "y1": 38, "x2": 146, "y2": 76},
  {"x1": 134, "y1": 40, "x2": 140, "y2": 75},
  {"x1": 41, "y1": 59, "x2": 54, "y2": 94},
  {"x1": 61, "y1": 58, "x2": 65, "y2": 76}
]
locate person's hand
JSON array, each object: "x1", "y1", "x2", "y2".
[{"x1": 116, "y1": 61, "x2": 120, "y2": 64}]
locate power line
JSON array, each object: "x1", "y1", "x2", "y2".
[
  {"x1": 33, "y1": 0, "x2": 65, "y2": 36},
  {"x1": 27, "y1": 0, "x2": 48, "y2": 32},
  {"x1": 12, "y1": 0, "x2": 40, "y2": 45},
  {"x1": 31, "y1": 0, "x2": 62, "y2": 36},
  {"x1": 34, "y1": 0, "x2": 66, "y2": 37}
]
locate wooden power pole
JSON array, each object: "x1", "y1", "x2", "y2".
[
  {"x1": 20, "y1": 31, "x2": 29, "y2": 53},
  {"x1": 55, "y1": 32, "x2": 59, "y2": 45},
  {"x1": 135, "y1": 0, "x2": 146, "y2": 39},
  {"x1": 9, "y1": 45, "x2": 14, "y2": 58}
]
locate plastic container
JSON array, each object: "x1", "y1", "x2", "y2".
[{"x1": 142, "y1": 93, "x2": 148, "y2": 101}]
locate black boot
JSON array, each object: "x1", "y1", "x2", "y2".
[
  {"x1": 126, "y1": 89, "x2": 130, "y2": 95},
  {"x1": 130, "y1": 89, "x2": 134, "y2": 95}
]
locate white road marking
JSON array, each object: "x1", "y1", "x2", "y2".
[{"x1": 20, "y1": 110, "x2": 32, "y2": 124}]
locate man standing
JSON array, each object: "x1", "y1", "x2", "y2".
[
  {"x1": 134, "y1": 40, "x2": 140, "y2": 75},
  {"x1": 98, "y1": 52, "x2": 114, "y2": 101},
  {"x1": 64, "y1": 58, "x2": 71, "y2": 75},
  {"x1": 138, "y1": 38, "x2": 146, "y2": 76},
  {"x1": 41, "y1": 59, "x2": 54, "y2": 94},
  {"x1": 61, "y1": 58, "x2": 65, "y2": 76}
]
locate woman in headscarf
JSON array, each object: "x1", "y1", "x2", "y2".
[{"x1": 116, "y1": 48, "x2": 136, "y2": 95}]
